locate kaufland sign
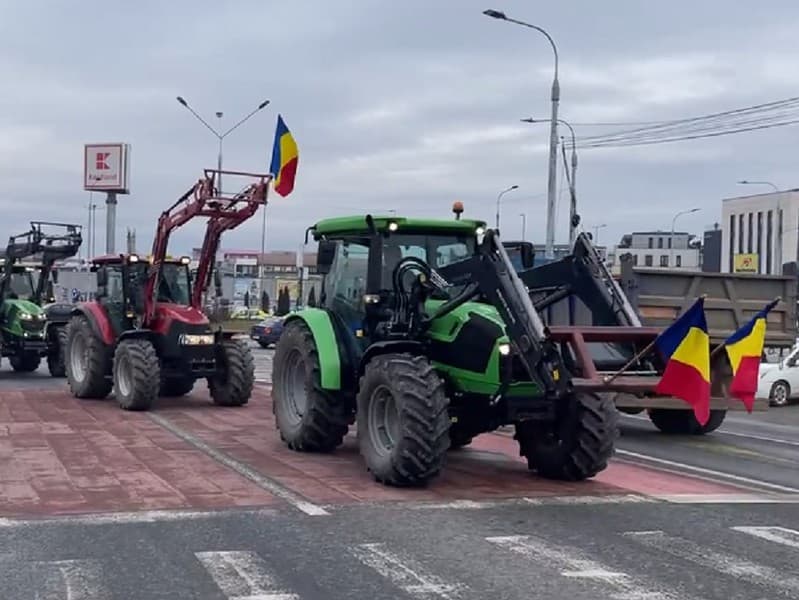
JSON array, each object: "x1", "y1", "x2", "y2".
[{"x1": 84, "y1": 143, "x2": 130, "y2": 193}]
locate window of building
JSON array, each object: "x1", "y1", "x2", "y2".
[
  {"x1": 657, "y1": 237, "x2": 663, "y2": 249},
  {"x1": 648, "y1": 237, "x2": 653, "y2": 249},
  {"x1": 757, "y1": 211, "x2": 763, "y2": 272},
  {"x1": 660, "y1": 255, "x2": 669, "y2": 267},
  {"x1": 668, "y1": 238, "x2": 672, "y2": 249},
  {"x1": 676, "y1": 255, "x2": 682, "y2": 267},
  {"x1": 767, "y1": 210, "x2": 773, "y2": 274},
  {"x1": 632, "y1": 254, "x2": 639, "y2": 266},
  {"x1": 644, "y1": 254, "x2": 653, "y2": 267},
  {"x1": 729, "y1": 213, "x2": 736, "y2": 272},
  {"x1": 738, "y1": 214, "x2": 744, "y2": 253},
  {"x1": 747, "y1": 212, "x2": 753, "y2": 253}
]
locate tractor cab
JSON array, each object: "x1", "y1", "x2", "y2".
[{"x1": 2, "y1": 265, "x2": 37, "y2": 301}]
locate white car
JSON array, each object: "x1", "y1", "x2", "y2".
[{"x1": 757, "y1": 346, "x2": 799, "y2": 406}]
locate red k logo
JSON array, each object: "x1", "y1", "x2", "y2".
[{"x1": 95, "y1": 152, "x2": 111, "y2": 170}]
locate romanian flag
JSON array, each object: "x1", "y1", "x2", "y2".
[
  {"x1": 724, "y1": 298, "x2": 779, "y2": 412},
  {"x1": 654, "y1": 297, "x2": 712, "y2": 425},
  {"x1": 270, "y1": 114, "x2": 298, "y2": 197}
]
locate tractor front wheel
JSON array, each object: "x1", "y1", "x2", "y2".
[
  {"x1": 66, "y1": 315, "x2": 112, "y2": 399},
  {"x1": 10, "y1": 352, "x2": 40, "y2": 372},
  {"x1": 113, "y1": 338, "x2": 160, "y2": 411},
  {"x1": 47, "y1": 326, "x2": 68, "y2": 377},
  {"x1": 357, "y1": 353, "x2": 450, "y2": 487},
  {"x1": 516, "y1": 392, "x2": 618, "y2": 481},
  {"x1": 272, "y1": 320, "x2": 349, "y2": 450},
  {"x1": 207, "y1": 339, "x2": 254, "y2": 407}
]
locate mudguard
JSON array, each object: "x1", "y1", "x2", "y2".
[
  {"x1": 284, "y1": 309, "x2": 342, "y2": 390},
  {"x1": 71, "y1": 303, "x2": 115, "y2": 346}
]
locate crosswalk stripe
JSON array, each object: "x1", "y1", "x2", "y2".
[
  {"x1": 486, "y1": 534, "x2": 704, "y2": 600},
  {"x1": 351, "y1": 543, "x2": 465, "y2": 599},
  {"x1": 195, "y1": 551, "x2": 299, "y2": 600},
  {"x1": 731, "y1": 526, "x2": 799, "y2": 549},
  {"x1": 32, "y1": 559, "x2": 109, "y2": 600},
  {"x1": 624, "y1": 530, "x2": 799, "y2": 596}
]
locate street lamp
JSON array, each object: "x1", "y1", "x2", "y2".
[
  {"x1": 495, "y1": 185, "x2": 519, "y2": 230},
  {"x1": 522, "y1": 117, "x2": 578, "y2": 244},
  {"x1": 484, "y1": 9, "x2": 560, "y2": 260},
  {"x1": 737, "y1": 179, "x2": 779, "y2": 193},
  {"x1": 670, "y1": 208, "x2": 700, "y2": 265},
  {"x1": 520, "y1": 212, "x2": 527, "y2": 240},
  {"x1": 592, "y1": 224, "x2": 607, "y2": 245},
  {"x1": 176, "y1": 96, "x2": 270, "y2": 193}
]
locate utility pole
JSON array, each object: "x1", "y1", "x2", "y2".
[
  {"x1": 495, "y1": 185, "x2": 519, "y2": 230},
  {"x1": 520, "y1": 213, "x2": 527, "y2": 240},
  {"x1": 483, "y1": 10, "x2": 560, "y2": 259},
  {"x1": 670, "y1": 208, "x2": 700, "y2": 265}
]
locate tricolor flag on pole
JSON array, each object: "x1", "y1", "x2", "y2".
[
  {"x1": 269, "y1": 114, "x2": 298, "y2": 197},
  {"x1": 654, "y1": 297, "x2": 712, "y2": 425},
  {"x1": 724, "y1": 298, "x2": 779, "y2": 412}
]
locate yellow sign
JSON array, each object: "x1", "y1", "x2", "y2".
[{"x1": 733, "y1": 253, "x2": 758, "y2": 273}]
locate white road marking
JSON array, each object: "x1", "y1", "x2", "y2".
[
  {"x1": 653, "y1": 493, "x2": 799, "y2": 504},
  {"x1": 625, "y1": 530, "x2": 799, "y2": 596},
  {"x1": 615, "y1": 448, "x2": 799, "y2": 493},
  {"x1": 149, "y1": 413, "x2": 328, "y2": 516},
  {"x1": 523, "y1": 494, "x2": 655, "y2": 506},
  {"x1": 405, "y1": 494, "x2": 655, "y2": 511},
  {"x1": 33, "y1": 559, "x2": 109, "y2": 600},
  {"x1": 732, "y1": 525, "x2": 799, "y2": 549},
  {"x1": 351, "y1": 543, "x2": 465, "y2": 599},
  {"x1": 486, "y1": 534, "x2": 704, "y2": 600},
  {"x1": 195, "y1": 551, "x2": 298, "y2": 600},
  {"x1": 0, "y1": 508, "x2": 275, "y2": 529}
]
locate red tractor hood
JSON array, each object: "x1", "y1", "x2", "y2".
[{"x1": 150, "y1": 303, "x2": 210, "y2": 333}]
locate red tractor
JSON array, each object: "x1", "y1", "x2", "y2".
[{"x1": 65, "y1": 168, "x2": 270, "y2": 410}]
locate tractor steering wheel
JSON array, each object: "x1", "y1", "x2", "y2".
[{"x1": 392, "y1": 256, "x2": 446, "y2": 297}]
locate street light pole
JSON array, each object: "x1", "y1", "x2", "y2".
[
  {"x1": 520, "y1": 212, "x2": 527, "y2": 240},
  {"x1": 592, "y1": 224, "x2": 607, "y2": 245},
  {"x1": 484, "y1": 9, "x2": 559, "y2": 259},
  {"x1": 495, "y1": 185, "x2": 519, "y2": 230},
  {"x1": 670, "y1": 207, "x2": 700, "y2": 266},
  {"x1": 522, "y1": 117, "x2": 577, "y2": 244}
]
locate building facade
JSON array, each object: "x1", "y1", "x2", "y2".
[
  {"x1": 721, "y1": 189, "x2": 799, "y2": 274},
  {"x1": 608, "y1": 230, "x2": 700, "y2": 273}
]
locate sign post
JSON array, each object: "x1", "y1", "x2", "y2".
[{"x1": 84, "y1": 143, "x2": 131, "y2": 254}]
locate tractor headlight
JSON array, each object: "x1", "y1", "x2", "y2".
[
  {"x1": 19, "y1": 312, "x2": 33, "y2": 320},
  {"x1": 179, "y1": 333, "x2": 215, "y2": 345},
  {"x1": 498, "y1": 343, "x2": 511, "y2": 356},
  {"x1": 476, "y1": 226, "x2": 485, "y2": 236}
]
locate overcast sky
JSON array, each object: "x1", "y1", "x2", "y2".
[{"x1": 1, "y1": 0, "x2": 798, "y2": 256}]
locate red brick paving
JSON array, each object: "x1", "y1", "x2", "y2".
[{"x1": 0, "y1": 389, "x2": 277, "y2": 517}]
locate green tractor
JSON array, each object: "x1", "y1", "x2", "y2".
[
  {"x1": 0, "y1": 222, "x2": 82, "y2": 374},
  {"x1": 272, "y1": 211, "x2": 665, "y2": 486}
]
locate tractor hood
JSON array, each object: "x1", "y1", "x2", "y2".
[
  {"x1": 2, "y1": 298, "x2": 45, "y2": 317},
  {"x1": 153, "y1": 303, "x2": 210, "y2": 327}
]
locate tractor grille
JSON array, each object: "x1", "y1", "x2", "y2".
[{"x1": 21, "y1": 319, "x2": 44, "y2": 334}]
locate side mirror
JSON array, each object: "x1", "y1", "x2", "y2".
[
  {"x1": 518, "y1": 242, "x2": 535, "y2": 270},
  {"x1": 316, "y1": 240, "x2": 337, "y2": 275},
  {"x1": 787, "y1": 357, "x2": 797, "y2": 368}
]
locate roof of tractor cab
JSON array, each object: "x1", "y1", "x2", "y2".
[{"x1": 312, "y1": 215, "x2": 486, "y2": 239}]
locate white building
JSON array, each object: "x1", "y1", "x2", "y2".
[
  {"x1": 721, "y1": 189, "x2": 799, "y2": 274},
  {"x1": 608, "y1": 230, "x2": 700, "y2": 273}
]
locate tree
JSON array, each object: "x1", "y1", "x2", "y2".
[
  {"x1": 261, "y1": 291, "x2": 270, "y2": 313},
  {"x1": 307, "y1": 286, "x2": 316, "y2": 307},
  {"x1": 244, "y1": 290, "x2": 250, "y2": 308},
  {"x1": 276, "y1": 286, "x2": 291, "y2": 316}
]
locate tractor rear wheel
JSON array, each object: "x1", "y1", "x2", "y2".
[
  {"x1": 47, "y1": 326, "x2": 68, "y2": 377},
  {"x1": 272, "y1": 320, "x2": 349, "y2": 451},
  {"x1": 66, "y1": 315, "x2": 112, "y2": 399},
  {"x1": 113, "y1": 338, "x2": 160, "y2": 411},
  {"x1": 10, "y1": 352, "x2": 40, "y2": 372},
  {"x1": 648, "y1": 408, "x2": 726, "y2": 434},
  {"x1": 208, "y1": 339, "x2": 254, "y2": 407},
  {"x1": 160, "y1": 377, "x2": 195, "y2": 397},
  {"x1": 516, "y1": 392, "x2": 618, "y2": 481},
  {"x1": 357, "y1": 353, "x2": 450, "y2": 486}
]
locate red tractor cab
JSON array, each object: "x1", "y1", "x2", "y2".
[{"x1": 66, "y1": 168, "x2": 269, "y2": 410}]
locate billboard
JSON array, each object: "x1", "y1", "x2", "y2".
[
  {"x1": 84, "y1": 143, "x2": 130, "y2": 193},
  {"x1": 733, "y1": 253, "x2": 758, "y2": 273}
]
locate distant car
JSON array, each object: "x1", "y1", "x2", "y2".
[
  {"x1": 757, "y1": 344, "x2": 799, "y2": 407},
  {"x1": 250, "y1": 317, "x2": 284, "y2": 348}
]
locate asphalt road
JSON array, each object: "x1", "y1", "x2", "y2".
[{"x1": 3, "y1": 345, "x2": 799, "y2": 598}]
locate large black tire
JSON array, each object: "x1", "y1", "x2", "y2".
[
  {"x1": 271, "y1": 320, "x2": 349, "y2": 451},
  {"x1": 160, "y1": 377, "x2": 195, "y2": 397},
  {"x1": 47, "y1": 326, "x2": 68, "y2": 377},
  {"x1": 113, "y1": 338, "x2": 160, "y2": 411},
  {"x1": 207, "y1": 339, "x2": 254, "y2": 407},
  {"x1": 516, "y1": 392, "x2": 618, "y2": 481},
  {"x1": 648, "y1": 408, "x2": 726, "y2": 434},
  {"x1": 66, "y1": 315, "x2": 112, "y2": 399},
  {"x1": 9, "y1": 352, "x2": 40, "y2": 372},
  {"x1": 357, "y1": 353, "x2": 450, "y2": 487}
]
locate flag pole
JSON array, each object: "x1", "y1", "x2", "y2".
[
  {"x1": 708, "y1": 295, "x2": 781, "y2": 359},
  {"x1": 602, "y1": 294, "x2": 707, "y2": 385}
]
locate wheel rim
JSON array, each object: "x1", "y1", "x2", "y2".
[
  {"x1": 773, "y1": 383, "x2": 788, "y2": 405},
  {"x1": 282, "y1": 349, "x2": 308, "y2": 425},
  {"x1": 116, "y1": 354, "x2": 132, "y2": 397},
  {"x1": 70, "y1": 332, "x2": 87, "y2": 382},
  {"x1": 367, "y1": 385, "x2": 401, "y2": 456}
]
